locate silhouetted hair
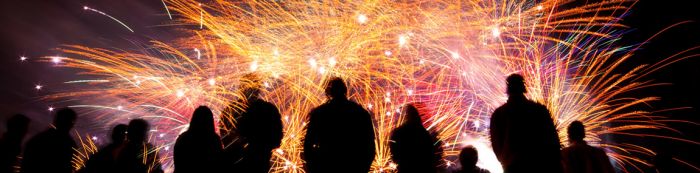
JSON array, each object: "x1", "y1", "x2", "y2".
[
  {"x1": 127, "y1": 119, "x2": 149, "y2": 142},
  {"x1": 567, "y1": 121, "x2": 585, "y2": 141},
  {"x1": 7, "y1": 114, "x2": 30, "y2": 133},
  {"x1": 325, "y1": 77, "x2": 347, "y2": 99},
  {"x1": 111, "y1": 124, "x2": 128, "y2": 143},
  {"x1": 506, "y1": 74, "x2": 526, "y2": 95},
  {"x1": 188, "y1": 106, "x2": 215, "y2": 133},
  {"x1": 402, "y1": 104, "x2": 422, "y2": 125},
  {"x1": 460, "y1": 145, "x2": 479, "y2": 168},
  {"x1": 55, "y1": 108, "x2": 77, "y2": 131}
]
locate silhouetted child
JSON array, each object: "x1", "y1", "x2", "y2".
[
  {"x1": 304, "y1": 77, "x2": 376, "y2": 173},
  {"x1": 174, "y1": 106, "x2": 223, "y2": 173},
  {"x1": 561, "y1": 121, "x2": 615, "y2": 173},
  {"x1": 489, "y1": 74, "x2": 563, "y2": 173},
  {"x1": 0, "y1": 114, "x2": 30, "y2": 173},
  {"x1": 115, "y1": 119, "x2": 163, "y2": 173},
  {"x1": 21, "y1": 108, "x2": 77, "y2": 173},
  {"x1": 390, "y1": 103, "x2": 442, "y2": 173},
  {"x1": 455, "y1": 146, "x2": 490, "y2": 173},
  {"x1": 80, "y1": 124, "x2": 128, "y2": 173}
]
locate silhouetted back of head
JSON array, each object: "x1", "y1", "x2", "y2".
[
  {"x1": 506, "y1": 74, "x2": 526, "y2": 95},
  {"x1": 127, "y1": 119, "x2": 149, "y2": 143},
  {"x1": 567, "y1": 121, "x2": 585, "y2": 142},
  {"x1": 240, "y1": 73, "x2": 262, "y2": 100},
  {"x1": 7, "y1": 114, "x2": 30, "y2": 134},
  {"x1": 402, "y1": 104, "x2": 422, "y2": 125},
  {"x1": 189, "y1": 106, "x2": 215, "y2": 133},
  {"x1": 460, "y1": 145, "x2": 479, "y2": 168},
  {"x1": 54, "y1": 108, "x2": 77, "y2": 132},
  {"x1": 111, "y1": 124, "x2": 128, "y2": 144},
  {"x1": 325, "y1": 77, "x2": 347, "y2": 99}
]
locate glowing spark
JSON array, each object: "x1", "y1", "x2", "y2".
[
  {"x1": 48, "y1": 107, "x2": 54, "y2": 112},
  {"x1": 384, "y1": 50, "x2": 392, "y2": 56},
  {"x1": 91, "y1": 136, "x2": 98, "y2": 140},
  {"x1": 398, "y1": 35, "x2": 408, "y2": 47},
  {"x1": 35, "y1": 85, "x2": 43, "y2": 90},
  {"x1": 249, "y1": 61, "x2": 258, "y2": 71},
  {"x1": 536, "y1": 5, "x2": 544, "y2": 11},
  {"x1": 194, "y1": 48, "x2": 201, "y2": 59},
  {"x1": 20, "y1": 56, "x2": 27, "y2": 61},
  {"x1": 175, "y1": 90, "x2": 185, "y2": 97},
  {"x1": 491, "y1": 26, "x2": 501, "y2": 37},
  {"x1": 161, "y1": 0, "x2": 172, "y2": 19},
  {"x1": 208, "y1": 78, "x2": 216, "y2": 86},
  {"x1": 51, "y1": 56, "x2": 62, "y2": 64},
  {"x1": 83, "y1": 6, "x2": 134, "y2": 33},
  {"x1": 357, "y1": 13, "x2": 368, "y2": 24},
  {"x1": 117, "y1": 105, "x2": 123, "y2": 110},
  {"x1": 451, "y1": 51, "x2": 460, "y2": 59}
]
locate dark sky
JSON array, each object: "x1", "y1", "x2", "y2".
[{"x1": 0, "y1": 0, "x2": 698, "y2": 171}]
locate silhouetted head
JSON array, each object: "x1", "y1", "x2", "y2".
[
  {"x1": 54, "y1": 108, "x2": 77, "y2": 132},
  {"x1": 189, "y1": 106, "x2": 215, "y2": 133},
  {"x1": 402, "y1": 104, "x2": 422, "y2": 125},
  {"x1": 6, "y1": 114, "x2": 30, "y2": 136},
  {"x1": 240, "y1": 73, "x2": 262, "y2": 101},
  {"x1": 459, "y1": 145, "x2": 479, "y2": 168},
  {"x1": 325, "y1": 77, "x2": 347, "y2": 100},
  {"x1": 506, "y1": 74, "x2": 526, "y2": 95},
  {"x1": 127, "y1": 119, "x2": 150, "y2": 143},
  {"x1": 567, "y1": 121, "x2": 585, "y2": 142},
  {"x1": 111, "y1": 124, "x2": 128, "y2": 144}
]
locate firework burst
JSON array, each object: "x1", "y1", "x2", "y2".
[{"x1": 40, "y1": 0, "x2": 700, "y2": 172}]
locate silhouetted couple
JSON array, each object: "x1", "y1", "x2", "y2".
[
  {"x1": 84, "y1": 119, "x2": 163, "y2": 173},
  {"x1": 490, "y1": 74, "x2": 616, "y2": 173}
]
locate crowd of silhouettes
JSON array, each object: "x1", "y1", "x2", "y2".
[{"x1": 2, "y1": 74, "x2": 669, "y2": 173}]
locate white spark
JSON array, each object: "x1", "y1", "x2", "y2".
[
  {"x1": 491, "y1": 26, "x2": 501, "y2": 37},
  {"x1": 83, "y1": 6, "x2": 134, "y2": 32},
  {"x1": 357, "y1": 13, "x2": 368, "y2": 24},
  {"x1": 208, "y1": 78, "x2": 216, "y2": 86},
  {"x1": 194, "y1": 48, "x2": 201, "y2": 59},
  {"x1": 20, "y1": 56, "x2": 27, "y2": 61},
  {"x1": 35, "y1": 85, "x2": 43, "y2": 90}
]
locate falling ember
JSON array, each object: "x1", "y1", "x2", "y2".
[{"x1": 83, "y1": 6, "x2": 135, "y2": 33}]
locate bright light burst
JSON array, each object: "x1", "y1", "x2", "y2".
[{"x1": 40, "y1": 0, "x2": 700, "y2": 173}]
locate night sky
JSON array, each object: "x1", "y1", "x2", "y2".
[{"x1": 1, "y1": 0, "x2": 698, "y2": 172}]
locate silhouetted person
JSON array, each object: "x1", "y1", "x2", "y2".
[
  {"x1": 79, "y1": 124, "x2": 128, "y2": 173},
  {"x1": 561, "y1": 121, "x2": 615, "y2": 173},
  {"x1": 390, "y1": 104, "x2": 442, "y2": 173},
  {"x1": 304, "y1": 77, "x2": 376, "y2": 173},
  {"x1": 455, "y1": 146, "x2": 490, "y2": 173},
  {"x1": 21, "y1": 108, "x2": 77, "y2": 173},
  {"x1": 115, "y1": 119, "x2": 163, "y2": 173},
  {"x1": 0, "y1": 114, "x2": 30, "y2": 173},
  {"x1": 223, "y1": 74, "x2": 283, "y2": 172},
  {"x1": 489, "y1": 74, "x2": 563, "y2": 173},
  {"x1": 174, "y1": 106, "x2": 223, "y2": 173}
]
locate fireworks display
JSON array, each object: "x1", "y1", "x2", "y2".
[{"x1": 27, "y1": 0, "x2": 699, "y2": 172}]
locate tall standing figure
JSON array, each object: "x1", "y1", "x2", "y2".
[
  {"x1": 304, "y1": 77, "x2": 376, "y2": 173},
  {"x1": 115, "y1": 119, "x2": 163, "y2": 173},
  {"x1": 0, "y1": 114, "x2": 30, "y2": 173},
  {"x1": 223, "y1": 74, "x2": 283, "y2": 172},
  {"x1": 174, "y1": 106, "x2": 224, "y2": 173},
  {"x1": 21, "y1": 108, "x2": 77, "y2": 173},
  {"x1": 489, "y1": 74, "x2": 563, "y2": 173},
  {"x1": 390, "y1": 104, "x2": 442, "y2": 173}
]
